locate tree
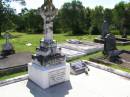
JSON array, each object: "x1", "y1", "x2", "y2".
[
  {"x1": 15, "y1": 8, "x2": 43, "y2": 33},
  {"x1": 0, "y1": 0, "x2": 25, "y2": 36},
  {"x1": 104, "y1": 8, "x2": 112, "y2": 24},
  {"x1": 121, "y1": 3, "x2": 130, "y2": 35},
  {"x1": 85, "y1": 7, "x2": 92, "y2": 32},
  {"x1": 0, "y1": 0, "x2": 15, "y2": 36},
  {"x1": 0, "y1": 0, "x2": 4, "y2": 36},
  {"x1": 112, "y1": 1, "x2": 130, "y2": 35},
  {"x1": 90, "y1": 6, "x2": 104, "y2": 34},
  {"x1": 113, "y1": 1, "x2": 125, "y2": 32},
  {"x1": 60, "y1": 0, "x2": 86, "y2": 35}
]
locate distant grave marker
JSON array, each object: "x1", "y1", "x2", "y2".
[
  {"x1": 101, "y1": 20, "x2": 109, "y2": 39},
  {"x1": 0, "y1": 32, "x2": 15, "y2": 58}
]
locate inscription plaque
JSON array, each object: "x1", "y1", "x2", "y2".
[{"x1": 49, "y1": 68, "x2": 66, "y2": 86}]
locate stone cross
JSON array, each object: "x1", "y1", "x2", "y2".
[
  {"x1": 39, "y1": 0, "x2": 58, "y2": 43},
  {"x1": 101, "y1": 20, "x2": 109, "y2": 39},
  {"x1": 2, "y1": 32, "x2": 12, "y2": 44}
]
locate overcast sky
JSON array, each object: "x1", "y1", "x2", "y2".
[{"x1": 10, "y1": 0, "x2": 129, "y2": 13}]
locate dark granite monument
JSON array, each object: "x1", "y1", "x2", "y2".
[
  {"x1": 94, "y1": 18, "x2": 130, "y2": 45},
  {"x1": 0, "y1": 32, "x2": 15, "y2": 58},
  {"x1": 94, "y1": 20, "x2": 109, "y2": 43},
  {"x1": 101, "y1": 20, "x2": 109, "y2": 39},
  {"x1": 103, "y1": 33, "x2": 125, "y2": 63},
  {"x1": 91, "y1": 33, "x2": 130, "y2": 67}
]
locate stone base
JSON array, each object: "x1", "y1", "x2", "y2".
[{"x1": 28, "y1": 63, "x2": 70, "y2": 89}]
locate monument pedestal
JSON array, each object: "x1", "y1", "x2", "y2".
[{"x1": 28, "y1": 63, "x2": 70, "y2": 89}]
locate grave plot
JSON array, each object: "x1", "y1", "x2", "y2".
[
  {"x1": 61, "y1": 48, "x2": 86, "y2": 60},
  {"x1": 0, "y1": 52, "x2": 32, "y2": 76},
  {"x1": 91, "y1": 33, "x2": 130, "y2": 70},
  {"x1": 59, "y1": 41, "x2": 103, "y2": 60}
]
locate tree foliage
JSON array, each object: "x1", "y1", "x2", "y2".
[{"x1": 0, "y1": 0, "x2": 130, "y2": 35}]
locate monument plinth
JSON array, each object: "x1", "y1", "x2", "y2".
[{"x1": 28, "y1": 0, "x2": 70, "y2": 89}]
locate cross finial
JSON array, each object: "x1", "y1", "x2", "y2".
[{"x1": 2, "y1": 32, "x2": 12, "y2": 43}]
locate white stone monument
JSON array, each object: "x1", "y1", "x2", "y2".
[{"x1": 28, "y1": 0, "x2": 70, "y2": 89}]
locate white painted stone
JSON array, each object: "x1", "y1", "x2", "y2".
[
  {"x1": 1, "y1": 66, "x2": 130, "y2": 97},
  {"x1": 28, "y1": 63, "x2": 70, "y2": 89},
  {"x1": 60, "y1": 42, "x2": 103, "y2": 53},
  {"x1": 61, "y1": 48, "x2": 85, "y2": 59}
]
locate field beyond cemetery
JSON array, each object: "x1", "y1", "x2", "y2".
[{"x1": 0, "y1": 32, "x2": 130, "y2": 80}]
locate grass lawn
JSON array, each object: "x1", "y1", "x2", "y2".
[
  {"x1": 0, "y1": 71, "x2": 27, "y2": 81},
  {"x1": 0, "y1": 32, "x2": 130, "y2": 80},
  {"x1": 0, "y1": 32, "x2": 97, "y2": 53}
]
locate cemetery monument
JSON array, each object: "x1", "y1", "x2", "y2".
[
  {"x1": 94, "y1": 19, "x2": 130, "y2": 45},
  {"x1": 91, "y1": 33, "x2": 130, "y2": 67},
  {"x1": 28, "y1": 0, "x2": 70, "y2": 89},
  {"x1": 0, "y1": 32, "x2": 15, "y2": 58},
  {"x1": 94, "y1": 20, "x2": 109, "y2": 43},
  {"x1": 101, "y1": 20, "x2": 109, "y2": 39}
]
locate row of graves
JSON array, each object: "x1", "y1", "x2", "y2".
[
  {"x1": 0, "y1": 0, "x2": 103, "y2": 84},
  {"x1": 92, "y1": 33, "x2": 130, "y2": 69},
  {"x1": 94, "y1": 19, "x2": 130, "y2": 45},
  {"x1": 0, "y1": 1, "x2": 103, "y2": 87},
  {"x1": 0, "y1": 32, "x2": 103, "y2": 75},
  {"x1": 0, "y1": 0, "x2": 130, "y2": 97},
  {"x1": 93, "y1": 17, "x2": 130, "y2": 69}
]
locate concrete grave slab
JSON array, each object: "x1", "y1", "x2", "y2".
[
  {"x1": 61, "y1": 48, "x2": 86, "y2": 60},
  {"x1": 0, "y1": 65, "x2": 130, "y2": 97},
  {"x1": 59, "y1": 42, "x2": 103, "y2": 60},
  {"x1": 60, "y1": 42, "x2": 103, "y2": 53}
]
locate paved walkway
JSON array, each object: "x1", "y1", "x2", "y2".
[{"x1": 0, "y1": 66, "x2": 130, "y2": 97}]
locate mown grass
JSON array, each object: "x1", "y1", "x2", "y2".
[
  {"x1": 0, "y1": 32, "x2": 130, "y2": 80},
  {"x1": 0, "y1": 32, "x2": 97, "y2": 53},
  {"x1": 0, "y1": 71, "x2": 27, "y2": 81}
]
